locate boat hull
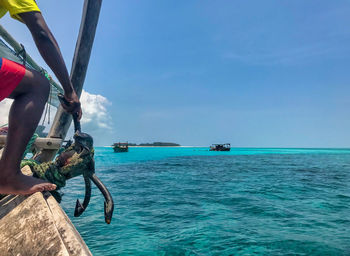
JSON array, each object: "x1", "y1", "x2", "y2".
[
  {"x1": 209, "y1": 148, "x2": 231, "y2": 151},
  {"x1": 113, "y1": 147, "x2": 128, "y2": 153}
]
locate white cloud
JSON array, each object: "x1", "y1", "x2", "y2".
[
  {"x1": 0, "y1": 99, "x2": 13, "y2": 126},
  {"x1": 80, "y1": 90, "x2": 112, "y2": 130},
  {"x1": 0, "y1": 90, "x2": 113, "y2": 135}
]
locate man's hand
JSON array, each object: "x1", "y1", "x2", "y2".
[{"x1": 61, "y1": 91, "x2": 82, "y2": 121}]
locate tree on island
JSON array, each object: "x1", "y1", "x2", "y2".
[{"x1": 118, "y1": 142, "x2": 180, "y2": 146}]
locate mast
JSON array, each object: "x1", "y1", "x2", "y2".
[{"x1": 36, "y1": 0, "x2": 103, "y2": 162}]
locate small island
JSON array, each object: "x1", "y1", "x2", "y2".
[{"x1": 129, "y1": 142, "x2": 180, "y2": 147}]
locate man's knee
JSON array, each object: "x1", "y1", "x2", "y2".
[
  {"x1": 9, "y1": 69, "x2": 50, "y2": 100},
  {"x1": 32, "y1": 71, "x2": 50, "y2": 100},
  {"x1": 38, "y1": 75, "x2": 50, "y2": 100}
]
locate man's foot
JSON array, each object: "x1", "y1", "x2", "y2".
[{"x1": 0, "y1": 172, "x2": 56, "y2": 195}]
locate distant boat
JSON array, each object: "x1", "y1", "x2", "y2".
[
  {"x1": 209, "y1": 143, "x2": 231, "y2": 151},
  {"x1": 113, "y1": 142, "x2": 128, "y2": 153}
]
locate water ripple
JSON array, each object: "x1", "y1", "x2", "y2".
[{"x1": 61, "y1": 148, "x2": 350, "y2": 255}]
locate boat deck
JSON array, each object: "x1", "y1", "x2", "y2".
[{"x1": 0, "y1": 168, "x2": 92, "y2": 256}]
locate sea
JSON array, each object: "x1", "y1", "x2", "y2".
[{"x1": 60, "y1": 147, "x2": 350, "y2": 256}]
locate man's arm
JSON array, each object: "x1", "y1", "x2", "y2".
[{"x1": 18, "y1": 11, "x2": 82, "y2": 119}]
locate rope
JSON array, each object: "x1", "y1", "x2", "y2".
[
  {"x1": 41, "y1": 71, "x2": 52, "y2": 126},
  {"x1": 48, "y1": 86, "x2": 51, "y2": 124},
  {"x1": 16, "y1": 43, "x2": 27, "y2": 66},
  {"x1": 22, "y1": 133, "x2": 39, "y2": 159},
  {"x1": 20, "y1": 145, "x2": 95, "y2": 190}
]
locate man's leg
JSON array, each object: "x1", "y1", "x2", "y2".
[{"x1": 0, "y1": 68, "x2": 56, "y2": 195}]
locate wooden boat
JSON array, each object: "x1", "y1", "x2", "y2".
[
  {"x1": 0, "y1": 0, "x2": 104, "y2": 255},
  {"x1": 113, "y1": 142, "x2": 129, "y2": 153},
  {"x1": 209, "y1": 143, "x2": 231, "y2": 151},
  {"x1": 0, "y1": 188, "x2": 92, "y2": 256}
]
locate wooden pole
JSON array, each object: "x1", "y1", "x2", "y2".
[
  {"x1": 0, "y1": 135, "x2": 62, "y2": 150},
  {"x1": 35, "y1": 0, "x2": 102, "y2": 163}
]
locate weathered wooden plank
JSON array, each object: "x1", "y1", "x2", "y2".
[
  {"x1": 0, "y1": 193, "x2": 70, "y2": 256},
  {"x1": 0, "y1": 135, "x2": 62, "y2": 150},
  {"x1": 46, "y1": 195, "x2": 92, "y2": 256},
  {"x1": 32, "y1": 137, "x2": 62, "y2": 149},
  {"x1": 0, "y1": 166, "x2": 93, "y2": 256},
  {"x1": 35, "y1": 0, "x2": 103, "y2": 163}
]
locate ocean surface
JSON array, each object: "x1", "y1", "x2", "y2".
[{"x1": 60, "y1": 147, "x2": 350, "y2": 255}]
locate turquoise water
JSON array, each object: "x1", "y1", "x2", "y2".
[{"x1": 60, "y1": 147, "x2": 350, "y2": 255}]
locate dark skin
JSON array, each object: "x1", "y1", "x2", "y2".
[
  {"x1": 19, "y1": 11, "x2": 82, "y2": 118},
  {"x1": 0, "y1": 11, "x2": 82, "y2": 195}
]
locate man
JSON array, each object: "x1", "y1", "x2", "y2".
[{"x1": 0, "y1": 0, "x2": 82, "y2": 195}]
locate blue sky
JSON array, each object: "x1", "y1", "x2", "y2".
[{"x1": 2, "y1": 0, "x2": 350, "y2": 147}]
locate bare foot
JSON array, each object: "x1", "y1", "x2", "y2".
[{"x1": 0, "y1": 172, "x2": 56, "y2": 195}]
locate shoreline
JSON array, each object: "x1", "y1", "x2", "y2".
[
  {"x1": 102, "y1": 146, "x2": 350, "y2": 149},
  {"x1": 104, "y1": 146, "x2": 205, "y2": 148}
]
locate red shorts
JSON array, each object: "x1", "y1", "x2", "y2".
[{"x1": 0, "y1": 58, "x2": 26, "y2": 102}]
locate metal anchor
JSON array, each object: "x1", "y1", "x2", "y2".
[{"x1": 58, "y1": 93, "x2": 114, "y2": 224}]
